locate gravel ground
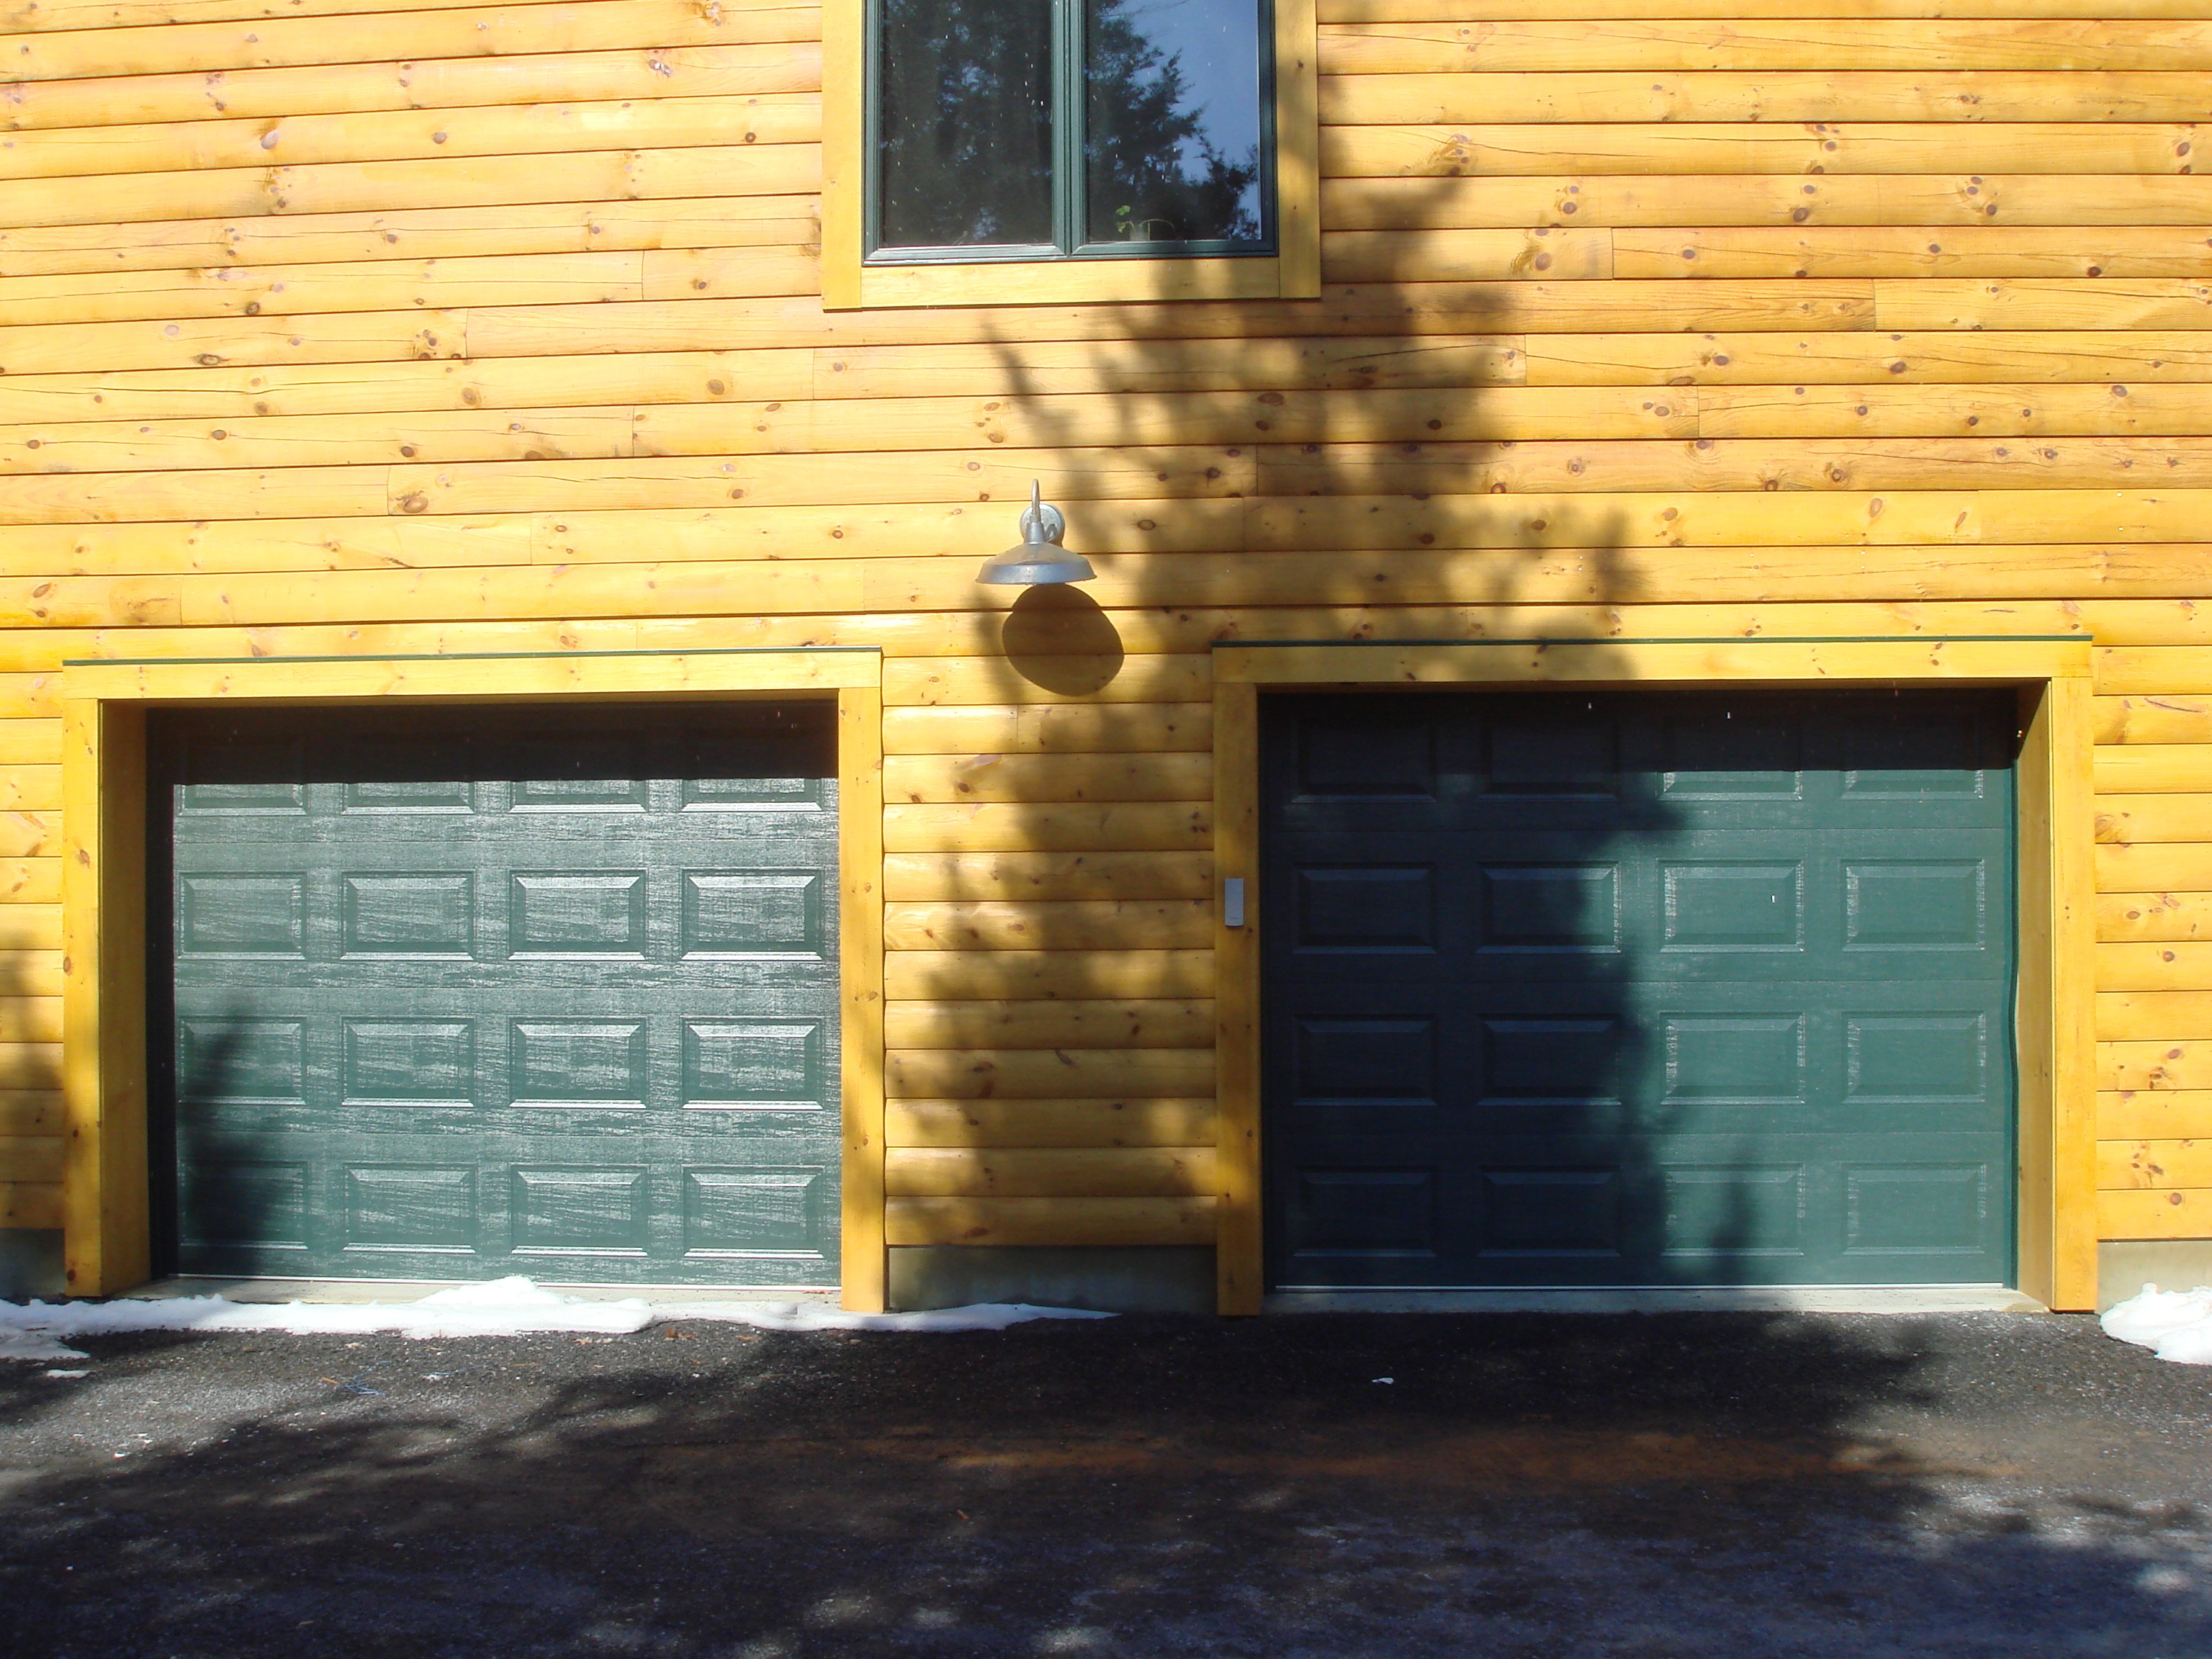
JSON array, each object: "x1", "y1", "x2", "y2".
[{"x1": 3, "y1": 1310, "x2": 2211, "y2": 1657}]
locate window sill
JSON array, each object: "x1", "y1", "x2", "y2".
[{"x1": 827, "y1": 253, "x2": 1308, "y2": 311}]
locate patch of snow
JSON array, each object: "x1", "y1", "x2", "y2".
[
  {"x1": 0, "y1": 1276, "x2": 1114, "y2": 1353},
  {"x1": 2100, "y1": 1284, "x2": 2212, "y2": 1364},
  {"x1": 0, "y1": 1328, "x2": 88, "y2": 1364}
]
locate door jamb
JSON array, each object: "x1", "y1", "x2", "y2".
[
  {"x1": 59, "y1": 648, "x2": 889, "y2": 1308},
  {"x1": 1210, "y1": 637, "x2": 2099, "y2": 1315}
]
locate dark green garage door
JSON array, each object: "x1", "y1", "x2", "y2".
[
  {"x1": 153, "y1": 703, "x2": 840, "y2": 1286},
  {"x1": 1262, "y1": 690, "x2": 2017, "y2": 1290}
]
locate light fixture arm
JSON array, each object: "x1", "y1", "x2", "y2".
[{"x1": 1019, "y1": 479, "x2": 1066, "y2": 547}]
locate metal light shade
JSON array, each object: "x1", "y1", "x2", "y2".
[{"x1": 977, "y1": 481, "x2": 1097, "y2": 585}]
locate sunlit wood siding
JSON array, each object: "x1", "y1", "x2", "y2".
[{"x1": 2, "y1": 0, "x2": 2210, "y2": 1262}]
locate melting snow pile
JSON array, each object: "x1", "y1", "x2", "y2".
[
  {"x1": 0, "y1": 1275, "x2": 1112, "y2": 1358},
  {"x1": 2100, "y1": 1285, "x2": 2212, "y2": 1364}
]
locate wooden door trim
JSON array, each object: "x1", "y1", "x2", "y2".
[
  {"x1": 58, "y1": 649, "x2": 890, "y2": 1308},
  {"x1": 1210, "y1": 635, "x2": 2098, "y2": 1314}
]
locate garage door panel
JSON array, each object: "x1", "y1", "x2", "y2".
[
  {"x1": 1476, "y1": 1166, "x2": 1627, "y2": 1261},
  {"x1": 1264, "y1": 690, "x2": 2017, "y2": 1291},
  {"x1": 1663, "y1": 1012, "x2": 1809, "y2": 1108},
  {"x1": 1479, "y1": 862, "x2": 1624, "y2": 953},
  {"x1": 1658, "y1": 712, "x2": 1804, "y2": 799},
  {"x1": 1289, "y1": 863, "x2": 1440, "y2": 956},
  {"x1": 178, "y1": 1155, "x2": 313, "y2": 1254},
  {"x1": 1285, "y1": 1166, "x2": 1444, "y2": 1262},
  {"x1": 1659, "y1": 1163, "x2": 1809, "y2": 1264},
  {"x1": 1479, "y1": 711, "x2": 1623, "y2": 800},
  {"x1": 1292, "y1": 709, "x2": 1442, "y2": 801},
  {"x1": 158, "y1": 703, "x2": 840, "y2": 1285}
]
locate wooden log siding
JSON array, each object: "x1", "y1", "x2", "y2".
[{"x1": 1, "y1": 0, "x2": 2207, "y2": 1280}]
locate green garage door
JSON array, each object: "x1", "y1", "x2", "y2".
[
  {"x1": 153, "y1": 703, "x2": 840, "y2": 1286},
  {"x1": 1262, "y1": 690, "x2": 2017, "y2": 1291}
]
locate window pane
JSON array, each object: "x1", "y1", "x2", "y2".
[
  {"x1": 1084, "y1": 0, "x2": 1265, "y2": 247},
  {"x1": 877, "y1": 0, "x2": 1056, "y2": 249}
]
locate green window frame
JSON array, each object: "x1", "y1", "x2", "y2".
[{"x1": 864, "y1": 0, "x2": 1278, "y2": 265}]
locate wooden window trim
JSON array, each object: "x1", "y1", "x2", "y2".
[
  {"x1": 58, "y1": 649, "x2": 890, "y2": 1310},
  {"x1": 1210, "y1": 637, "x2": 2100, "y2": 1316},
  {"x1": 820, "y1": 0, "x2": 1318, "y2": 309}
]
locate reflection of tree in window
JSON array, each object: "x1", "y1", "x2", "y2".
[
  {"x1": 877, "y1": 0, "x2": 1055, "y2": 249},
  {"x1": 1085, "y1": 0, "x2": 1262, "y2": 246},
  {"x1": 874, "y1": 0, "x2": 1265, "y2": 253}
]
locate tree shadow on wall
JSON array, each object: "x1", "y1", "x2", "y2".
[
  {"x1": 896, "y1": 63, "x2": 2026, "y2": 1326},
  {"x1": 924, "y1": 132, "x2": 1751, "y2": 1296}
]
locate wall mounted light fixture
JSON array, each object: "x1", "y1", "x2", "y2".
[{"x1": 976, "y1": 481, "x2": 1097, "y2": 586}]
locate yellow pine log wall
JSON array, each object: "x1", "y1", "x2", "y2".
[{"x1": 2, "y1": 0, "x2": 2211, "y2": 1262}]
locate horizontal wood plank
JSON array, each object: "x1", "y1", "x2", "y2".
[
  {"x1": 883, "y1": 803, "x2": 1213, "y2": 855},
  {"x1": 884, "y1": 1097, "x2": 1217, "y2": 1149},
  {"x1": 2098, "y1": 1187, "x2": 2212, "y2": 1239},
  {"x1": 882, "y1": 851, "x2": 1214, "y2": 903},
  {"x1": 2100, "y1": 894, "x2": 2212, "y2": 945},
  {"x1": 1323, "y1": 175, "x2": 2212, "y2": 229},
  {"x1": 2100, "y1": 992, "x2": 2212, "y2": 1041},
  {"x1": 884, "y1": 1146, "x2": 1215, "y2": 1199},
  {"x1": 0, "y1": 1181, "x2": 61, "y2": 1230},
  {"x1": 886, "y1": 1047, "x2": 1215, "y2": 1101},
  {"x1": 883, "y1": 950, "x2": 1214, "y2": 1002},
  {"x1": 884, "y1": 999, "x2": 1214, "y2": 1050},
  {"x1": 882, "y1": 901, "x2": 1213, "y2": 953},
  {"x1": 2098, "y1": 797, "x2": 2212, "y2": 848},
  {"x1": 2101, "y1": 1090, "x2": 2212, "y2": 1141},
  {"x1": 1326, "y1": 124, "x2": 2208, "y2": 180},
  {"x1": 884, "y1": 752, "x2": 1213, "y2": 806},
  {"x1": 1614, "y1": 227, "x2": 2212, "y2": 282},
  {"x1": 0, "y1": 94, "x2": 818, "y2": 181},
  {"x1": 0, "y1": 999, "x2": 60, "y2": 1043},
  {"x1": 882, "y1": 703, "x2": 1212, "y2": 757},
  {"x1": 1321, "y1": 20, "x2": 2212, "y2": 76},
  {"x1": 0, "y1": 1092, "x2": 62, "y2": 1138},
  {"x1": 884, "y1": 1195, "x2": 1215, "y2": 1246},
  {"x1": 1323, "y1": 71, "x2": 2212, "y2": 126},
  {"x1": 6, "y1": 1, "x2": 820, "y2": 83},
  {"x1": 884, "y1": 657, "x2": 1213, "y2": 708},
  {"x1": 2104, "y1": 1041, "x2": 2212, "y2": 1093},
  {"x1": 0, "y1": 198, "x2": 819, "y2": 282},
  {"x1": 0, "y1": 42, "x2": 819, "y2": 132},
  {"x1": 2100, "y1": 697, "x2": 2212, "y2": 746},
  {"x1": 2098, "y1": 847, "x2": 2212, "y2": 894},
  {"x1": 0, "y1": 1136, "x2": 62, "y2": 1186},
  {"x1": 2097, "y1": 747, "x2": 2212, "y2": 795}
]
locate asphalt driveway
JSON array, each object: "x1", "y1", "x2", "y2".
[{"x1": 3, "y1": 1310, "x2": 2210, "y2": 1657}]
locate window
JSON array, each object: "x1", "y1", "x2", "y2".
[
  {"x1": 871, "y1": 0, "x2": 1272, "y2": 262},
  {"x1": 822, "y1": 0, "x2": 1316, "y2": 306}
]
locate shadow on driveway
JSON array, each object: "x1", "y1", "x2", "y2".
[{"x1": 4, "y1": 1310, "x2": 2211, "y2": 1656}]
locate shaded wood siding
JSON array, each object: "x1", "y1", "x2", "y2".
[{"x1": 2, "y1": 0, "x2": 2210, "y2": 1252}]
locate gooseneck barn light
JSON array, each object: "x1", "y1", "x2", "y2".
[{"x1": 976, "y1": 481, "x2": 1097, "y2": 586}]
